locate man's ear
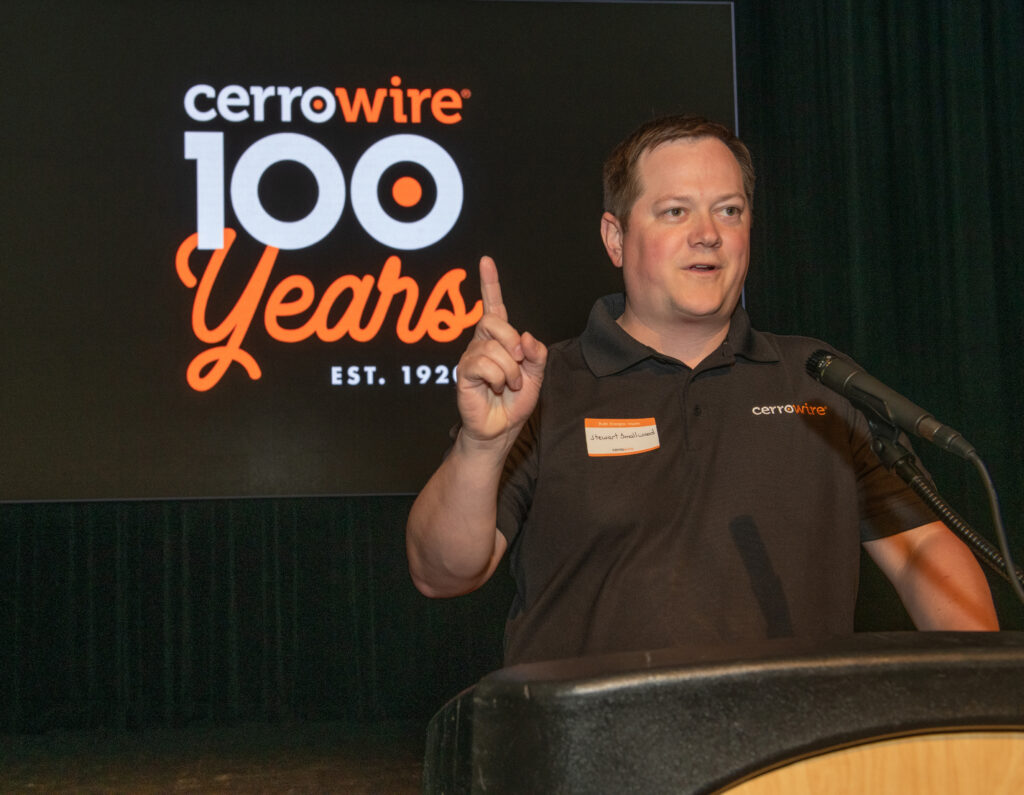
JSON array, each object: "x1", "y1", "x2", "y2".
[{"x1": 600, "y1": 212, "x2": 625, "y2": 268}]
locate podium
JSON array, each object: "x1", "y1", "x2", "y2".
[{"x1": 424, "y1": 632, "x2": 1024, "y2": 793}]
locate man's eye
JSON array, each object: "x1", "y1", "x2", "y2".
[
  {"x1": 720, "y1": 206, "x2": 741, "y2": 217},
  {"x1": 665, "y1": 207, "x2": 683, "y2": 217}
]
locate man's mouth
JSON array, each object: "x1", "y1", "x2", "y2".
[{"x1": 687, "y1": 263, "x2": 719, "y2": 271}]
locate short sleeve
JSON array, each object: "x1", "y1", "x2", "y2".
[{"x1": 849, "y1": 404, "x2": 937, "y2": 541}]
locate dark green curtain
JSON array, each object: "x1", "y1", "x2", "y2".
[
  {"x1": 2, "y1": 0, "x2": 1022, "y2": 733},
  {"x1": 0, "y1": 499, "x2": 512, "y2": 732}
]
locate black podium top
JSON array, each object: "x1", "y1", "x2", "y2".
[{"x1": 425, "y1": 632, "x2": 1024, "y2": 794}]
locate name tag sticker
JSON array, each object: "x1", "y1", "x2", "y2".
[{"x1": 584, "y1": 417, "x2": 660, "y2": 457}]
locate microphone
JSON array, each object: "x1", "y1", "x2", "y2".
[{"x1": 805, "y1": 349, "x2": 976, "y2": 460}]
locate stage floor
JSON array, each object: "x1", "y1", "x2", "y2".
[{"x1": 1, "y1": 721, "x2": 424, "y2": 793}]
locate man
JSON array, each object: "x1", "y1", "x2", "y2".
[{"x1": 406, "y1": 116, "x2": 998, "y2": 666}]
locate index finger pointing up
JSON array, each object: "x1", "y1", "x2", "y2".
[{"x1": 479, "y1": 255, "x2": 508, "y2": 322}]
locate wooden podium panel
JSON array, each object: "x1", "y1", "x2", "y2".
[
  {"x1": 424, "y1": 632, "x2": 1024, "y2": 794},
  {"x1": 728, "y1": 731, "x2": 1024, "y2": 794}
]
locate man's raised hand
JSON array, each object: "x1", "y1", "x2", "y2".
[{"x1": 456, "y1": 256, "x2": 547, "y2": 445}]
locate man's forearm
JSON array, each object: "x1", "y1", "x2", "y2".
[
  {"x1": 865, "y1": 522, "x2": 999, "y2": 630},
  {"x1": 406, "y1": 431, "x2": 510, "y2": 598}
]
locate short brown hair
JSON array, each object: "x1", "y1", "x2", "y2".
[{"x1": 602, "y1": 115, "x2": 755, "y2": 227}]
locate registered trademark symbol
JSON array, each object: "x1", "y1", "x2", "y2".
[{"x1": 461, "y1": 89, "x2": 471, "y2": 99}]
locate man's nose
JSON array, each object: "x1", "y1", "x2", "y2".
[{"x1": 688, "y1": 212, "x2": 722, "y2": 247}]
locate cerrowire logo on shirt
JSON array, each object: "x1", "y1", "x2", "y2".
[
  {"x1": 750, "y1": 402, "x2": 829, "y2": 416},
  {"x1": 585, "y1": 418, "x2": 660, "y2": 457}
]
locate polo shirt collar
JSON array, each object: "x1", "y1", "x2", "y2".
[
  {"x1": 722, "y1": 301, "x2": 781, "y2": 365},
  {"x1": 580, "y1": 294, "x2": 779, "y2": 377}
]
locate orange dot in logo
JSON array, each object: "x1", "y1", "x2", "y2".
[
  {"x1": 312, "y1": 97, "x2": 325, "y2": 111},
  {"x1": 392, "y1": 176, "x2": 422, "y2": 208}
]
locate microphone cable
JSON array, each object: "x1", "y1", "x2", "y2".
[{"x1": 968, "y1": 451, "x2": 1024, "y2": 604}]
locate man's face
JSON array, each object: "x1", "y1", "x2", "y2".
[{"x1": 601, "y1": 136, "x2": 751, "y2": 337}]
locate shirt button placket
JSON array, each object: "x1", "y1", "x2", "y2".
[{"x1": 678, "y1": 370, "x2": 697, "y2": 450}]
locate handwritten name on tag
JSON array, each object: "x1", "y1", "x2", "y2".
[{"x1": 584, "y1": 417, "x2": 660, "y2": 457}]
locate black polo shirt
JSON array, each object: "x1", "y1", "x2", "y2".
[{"x1": 496, "y1": 294, "x2": 933, "y2": 665}]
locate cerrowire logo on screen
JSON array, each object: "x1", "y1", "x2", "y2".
[
  {"x1": 176, "y1": 76, "x2": 481, "y2": 392},
  {"x1": 750, "y1": 402, "x2": 830, "y2": 416}
]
